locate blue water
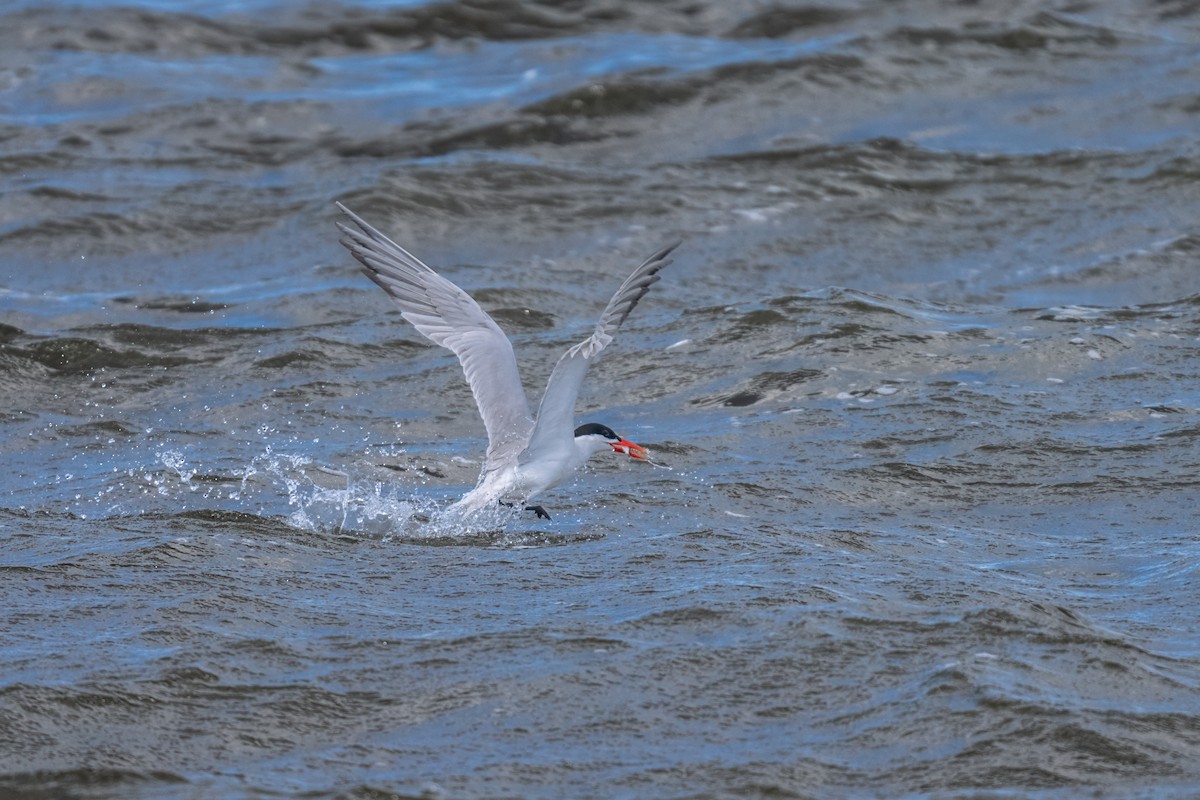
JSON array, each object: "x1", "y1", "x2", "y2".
[{"x1": 3, "y1": 1, "x2": 1200, "y2": 798}]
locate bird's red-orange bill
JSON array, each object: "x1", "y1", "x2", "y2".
[{"x1": 611, "y1": 439, "x2": 648, "y2": 460}]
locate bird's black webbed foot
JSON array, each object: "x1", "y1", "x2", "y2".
[{"x1": 499, "y1": 499, "x2": 549, "y2": 520}]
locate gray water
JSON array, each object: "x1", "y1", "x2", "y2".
[{"x1": 3, "y1": 1, "x2": 1200, "y2": 797}]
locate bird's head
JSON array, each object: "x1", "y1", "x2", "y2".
[{"x1": 574, "y1": 422, "x2": 648, "y2": 461}]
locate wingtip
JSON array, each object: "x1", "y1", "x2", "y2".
[
  {"x1": 334, "y1": 201, "x2": 388, "y2": 248},
  {"x1": 645, "y1": 239, "x2": 682, "y2": 267},
  {"x1": 334, "y1": 220, "x2": 369, "y2": 256},
  {"x1": 335, "y1": 200, "x2": 366, "y2": 227}
]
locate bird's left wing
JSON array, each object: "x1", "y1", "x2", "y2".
[
  {"x1": 335, "y1": 202, "x2": 534, "y2": 470},
  {"x1": 523, "y1": 240, "x2": 680, "y2": 463}
]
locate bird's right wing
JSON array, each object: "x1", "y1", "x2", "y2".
[
  {"x1": 523, "y1": 241, "x2": 680, "y2": 464},
  {"x1": 335, "y1": 202, "x2": 534, "y2": 469}
]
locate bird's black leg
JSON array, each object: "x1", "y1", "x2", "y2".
[{"x1": 499, "y1": 498, "x2": 549, "y2": 520}]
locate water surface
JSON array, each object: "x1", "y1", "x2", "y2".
[{"x1": 3, "y1": 1, "x2": 1200, "y2": 797}]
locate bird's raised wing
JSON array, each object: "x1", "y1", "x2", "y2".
[
  {"x1": 335, "y1": 202, "x2": 534, "y2": 470},
  {"x1": 523, "y1": 241, "x2": 680, "y2": 463}
]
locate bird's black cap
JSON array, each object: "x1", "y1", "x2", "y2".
[{"x1": 574, "y1": 423, "x2": 618, "y2": 440}]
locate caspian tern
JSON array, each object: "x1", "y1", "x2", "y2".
[{"x1": 335, "y1": 202, "x2": 679, "y2": 520}]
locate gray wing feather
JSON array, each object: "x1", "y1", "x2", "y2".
[
  {"x1": 524, "y1": 241, "x2": 680, "y2": 462},
  {"x1": 335, "y1": 202, "x2": 534, "y2": 470}
]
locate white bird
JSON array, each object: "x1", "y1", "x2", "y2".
[{"x1": 335, "y1": 202, "x2": 679, "y2": 520}]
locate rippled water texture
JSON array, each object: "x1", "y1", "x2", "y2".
[{"x1": 3, "y1": 1, "x2": 1200, "y2": 797}]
